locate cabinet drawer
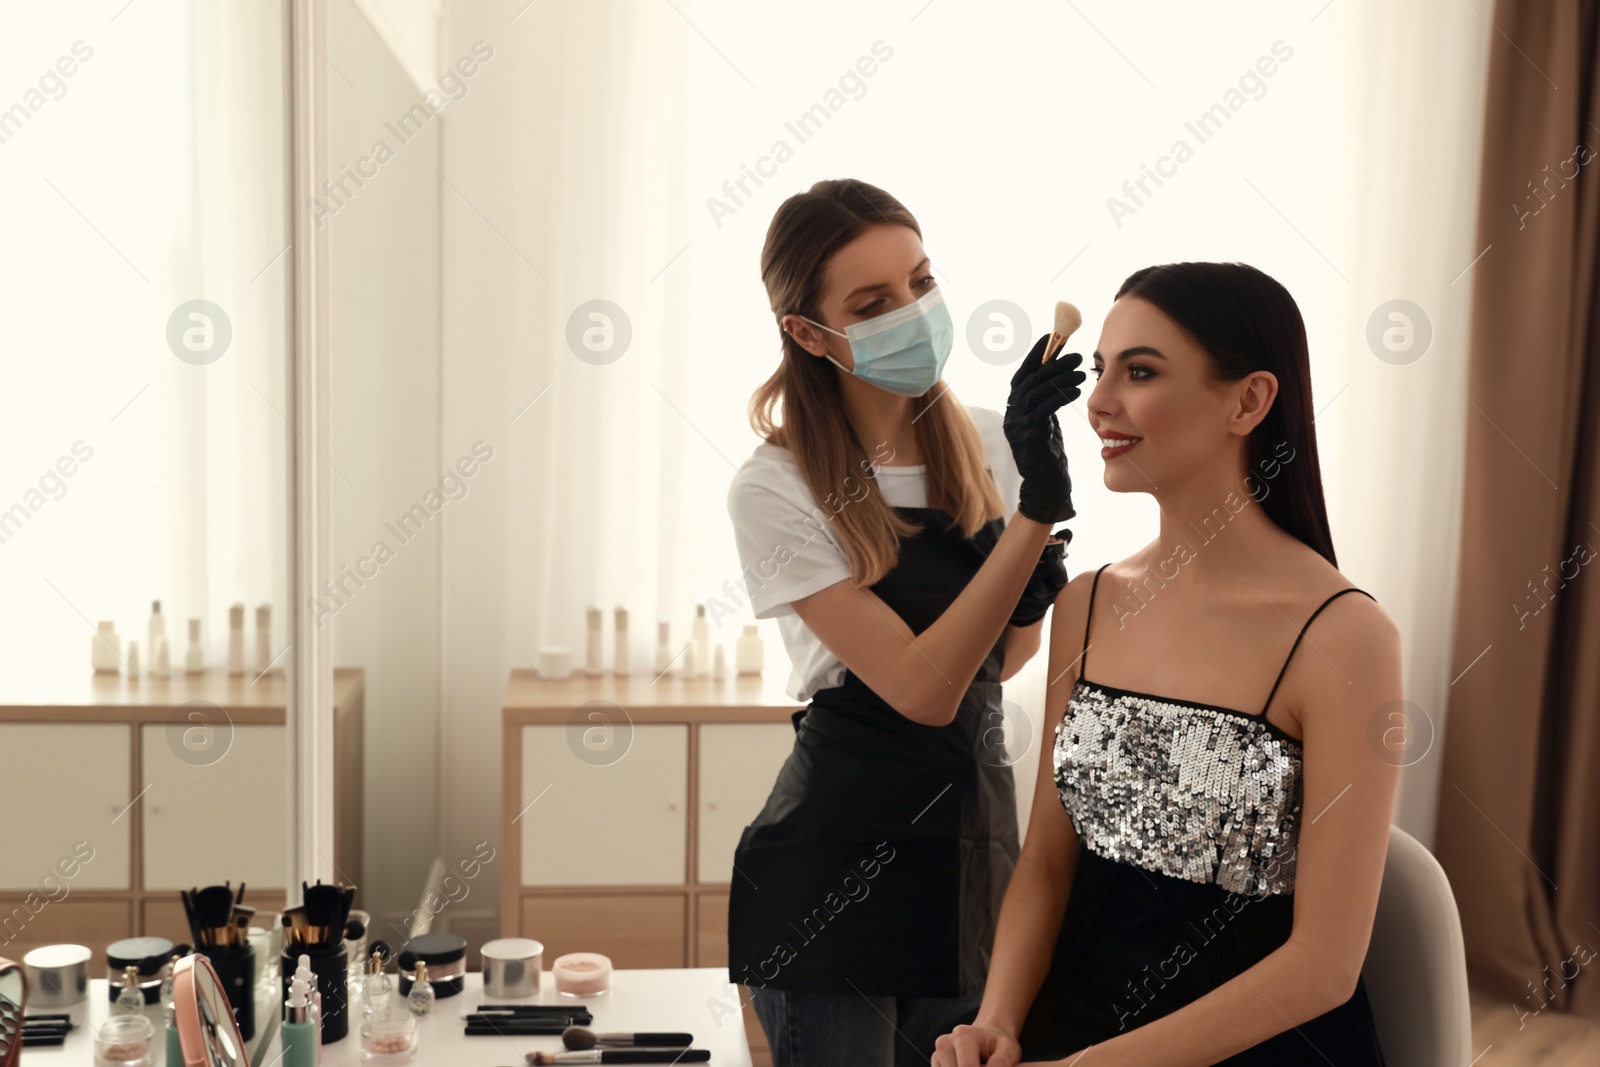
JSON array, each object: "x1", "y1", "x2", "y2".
[
  {"x1": 697, "y1": 724, "x2": 793, "y2": 883},
  {"x1": 141, "y1": 724, "x2": 287, "y2": 889},
  {"x1": 0, "y1": 898, "x2": 131, "y2": 973},
  {"x1": 519, "y1": 893, "x2": 686, "y2": 968},
  {"x1": 519, "y1": 724, "x2": 687, "y2": 886},
  {"x1": 0, "y1": 724, "x2": 131, "y2": 890}
]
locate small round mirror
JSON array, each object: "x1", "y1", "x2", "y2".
[
  {"x1": 0, "y1": 960, "x2": 25, "y2": 1067},
  {"x1": 174, "y1": 955, "x2": 246, "y2": 1067}
]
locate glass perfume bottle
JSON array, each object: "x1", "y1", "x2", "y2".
[
  {"x1": 361, "y1": 950, "x2": 391, "y2": 1020},
  {"x1": 112, "y1": 964, "x2": 145, "y2": 1016},
  {"x1": 405, "y1": 963, "x2": 433, "y2": 1018}
]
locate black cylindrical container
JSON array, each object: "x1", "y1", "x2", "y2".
[
  {"x1": 106, "y1": 937, "x2": 174, "y2": 1005},
  {"x1": 396, "y1": 933, "x2": 467, "y2": 999},
  {"x1": 197, "y1": 944, "x2": 255, "y2": 1042},
  {"x1": 282, "y1": 941, "x2": 349, "y2": 1043}
]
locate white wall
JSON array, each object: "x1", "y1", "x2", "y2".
[{"x1": 327, "y1": 0, "x2": 443, "y2": 931}]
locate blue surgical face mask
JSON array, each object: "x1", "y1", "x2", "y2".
[{"x1": 801, "y1": 286, "x2": 954, "y2": 397}]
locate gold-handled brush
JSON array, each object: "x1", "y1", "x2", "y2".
[{"x1": 1042, "y1": 300, "x2": 1082, "y2": 362}]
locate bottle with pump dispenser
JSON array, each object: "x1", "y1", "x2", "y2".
[{"x1": 282, "y1": 972, "x2": 318, "y2": 1067}]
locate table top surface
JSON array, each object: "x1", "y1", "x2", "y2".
[{"x1": 26, "y1": 970, "x2": 753, "y2": 1066}]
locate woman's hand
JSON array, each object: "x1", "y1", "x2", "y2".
[
  {"x1": 930, "y1": 1021, "x2": 1023, "y2": 1066},
  {"x1": 1004, "y1": 333, "x2": 1084, "y2": 527}
]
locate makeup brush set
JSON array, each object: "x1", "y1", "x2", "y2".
[
  {"x1": 280, "y1": 879, "x2": 360, "y2": 952},
  {"x1": 458, "y1": 1007, "x2": 710, "y2": 1062},
  {"x1": 279, "y1": 879, "x2": 361, "y2": 1043},
  {"x1": 178, "y1": 881, "x2": 257, "y2": 1040},
  {"x1": 179, "y1": 881, "x2": 254, "y2": 949}
]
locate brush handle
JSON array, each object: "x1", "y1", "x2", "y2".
[
  {"x1": 465, "y1": 1021, "x2": 570, "y2": 1035},
  {"x1": 599, "y1": 1033, "x2": 694, "y2": 1047},
  {"x1": 598, "y1": 1052, "x2": 710, "y2": 1064}
]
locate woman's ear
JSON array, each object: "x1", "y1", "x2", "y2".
[
  {"x1": 1233, "y1": 369, "x2": 1279, "y2": 434},
  {"x1": 782, "y1": 313, "x2": 833, "y2": 359}
]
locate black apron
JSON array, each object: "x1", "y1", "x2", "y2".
[{"x1": 726, "y1": 505, "x2": 1020, "y2": 998}]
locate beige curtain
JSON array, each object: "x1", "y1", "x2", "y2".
[{"x1": 1435, "y1": 0, "x2": 1600, "y2": 1013}]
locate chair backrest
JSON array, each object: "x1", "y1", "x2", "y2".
[{"x1": 1359, "y1": 825, "x2": 1473, "y2": 1067}]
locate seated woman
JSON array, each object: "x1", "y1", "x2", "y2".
[{"x1": 933, "y1": 262, "x2": 1400, "y2": 1066}]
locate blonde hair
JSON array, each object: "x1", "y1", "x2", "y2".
[{"x1": 752, "y1": 179, "x2": 1004, "y2": 587}]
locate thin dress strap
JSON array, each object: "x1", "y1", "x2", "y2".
[
  {"x1": 1260, "y1": 587, "x2": 1376, "y2": 716},
  {"x1": 1079, "y1": 563, "x2": 1110, "y2": 678}
]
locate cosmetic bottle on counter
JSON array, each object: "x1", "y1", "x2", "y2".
[
  {"x1": 713, "y1": 643, "x2": 727, "y2": 681},
  {"x1": 153, "y1": 634, "x2": 172, "y2": 679},
  {"x1": 584, "y1": 606, "x2": 603, "y2": 675},
  {"x1": 692, "y1": 604, "x2": 710, "y2": 676},
  {"x1": 613, "y1": 606, "x2": 630, "y2": 676},
  {"x1": 282, "y1": 973, "x2": 318, "y2": 1067},
  {"x1": 737, "y1": 625, "x2": 764, "y2": 675},
  {"x1": 126, "y1": 639, "x2": 141, "y2": 680},
  {"x1": 680, "y1": 641, "x2": 696, "y2": 679},
  {"x1": 111, "y1": 966, "x2": 144, "y2": 1016},
  {"x1": 405, "y1": 963, "x2": 434, "y2": 1018},
  {"x1": 92, "y1": 621, "x2": 122, "y2": 673},
  {"x1": 255, "y1": 603, "x2": 273, "y2": 674},
  {"x1": 185, "y1": 618, "x2": 204, "y2": 674},
  {"x1": 360, "y1": 951, "x2": 390, "y2": 1019},
  {"x1": 146, "y1": 601, "x2": 166, "y2": 671},
  {"x1": 228, "y1": 603, "x2": 246, "y2": 675},
  {"x1": 654, "y1": 622, "x2": 672, "y2": 673}
]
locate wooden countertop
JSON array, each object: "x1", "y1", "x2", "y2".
[
  {"x1": 0, "y1": 667, "x2": 364, "y2": 721},
  {"x1": 502, "y1": 668, "x2": 802, "y2": 714}
]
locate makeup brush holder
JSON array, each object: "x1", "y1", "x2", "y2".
[
  {"x1": 282, "y1": 941, "x2": 349, "y2": 1043},
  {"x1": 197, "y1": 943, "x2": 255, "y2": 1042}
]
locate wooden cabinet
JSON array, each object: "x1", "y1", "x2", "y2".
[
  {"x1": 0, "y1": 669, "x2": 362, "y2": 962},
  {"x1": 0, "y1": 724, "x2": 132, "y2": 891},
  {"x1": 502, "y1": 673, "x2": 799, "y2": 1065},
  {"x1": 141, "y1": 723, "x2": 289, "y2": 889},
  {"x1": 518, "y1": 724, "x2": 688, "y2": 887}
]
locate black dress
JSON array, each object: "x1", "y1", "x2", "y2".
[
  {"x1": 1020, "y1": 563, "x2": 1389, "y2": 1065},
  {"x1": 727, "y1": 503, "x2": 1061, "y2": 998}
]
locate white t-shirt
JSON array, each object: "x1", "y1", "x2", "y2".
[{"x1": 725, "y1": 405, "x2": 1023, "y2": 703}]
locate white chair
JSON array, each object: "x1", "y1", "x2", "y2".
[{"x1": 1359, "y1": 825, "x2": 1473, "y2": 1067}]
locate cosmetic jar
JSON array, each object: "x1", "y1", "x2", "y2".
[
  {"x1": 106, "y1": 937, "x2": 173, "y2": 1005},
  {"x1": 359, "y1": 1006, "x2": 418, "y2": 1062},
  {"x1": 23, "y1": 943, "x2": 92, "y2": 1008},
  {"x1": 94, "y1": 1013, "x2": 155, "y2": 1066},
  {"x1": 479, "y1": 937, "x2": 543, "y2": 999},
  {"x1": 551, "y1": 952, "x2": 612, "y2": 998},
  {"x1": 396, "y1": 933, "x2": 466, "y2": 999}
]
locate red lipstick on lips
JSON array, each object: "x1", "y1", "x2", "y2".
[{"x1": 1096, "y1": 426, "x2": 1142, "y2": 459}]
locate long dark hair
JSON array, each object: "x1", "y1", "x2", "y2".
[{"x1": 1115, "y1": 262, "x2": 1338, "y2": 567}]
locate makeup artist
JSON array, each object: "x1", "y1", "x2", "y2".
[{"x1": 723, "y1": 178, "x2": 1083, "y2": 1067}]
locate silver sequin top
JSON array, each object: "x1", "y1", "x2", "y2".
[{"x1": 1053, "y1": 677, "x2": 1304, "y2": 896}]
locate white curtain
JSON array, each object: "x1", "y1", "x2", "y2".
[
  {"x1": 0, "y1": 1, "x2": 289, "y2": 691},
  {"x1": 437, "y1": 0, "x2": 1493, "y2": 901}
]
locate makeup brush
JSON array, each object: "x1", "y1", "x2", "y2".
[
  {"x1": 1042, "y1": 300, "x2": 1082, "y2": 363},
  {"x1": 562, "y1": 1028, "x2": 693, "y2": 1050},
  {"x1": 526, "y1": 1052, "x2": 711, "y2": 1064}
]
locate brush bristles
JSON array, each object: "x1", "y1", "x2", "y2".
[{"x1": 562, "y1": 1025, "x2": 597, "y2": 1050}]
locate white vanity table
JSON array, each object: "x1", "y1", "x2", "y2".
[{"x1": 27, "y1": 969, "x2": 754, "y2": 1065}]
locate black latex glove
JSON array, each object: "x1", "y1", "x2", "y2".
[
  {"x1": 1010, "y1": 529, "x2": 1071, "y2": 627},
  {"x1": 1004, "y1": 333, "x2": 1085, "y2": 527}
]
